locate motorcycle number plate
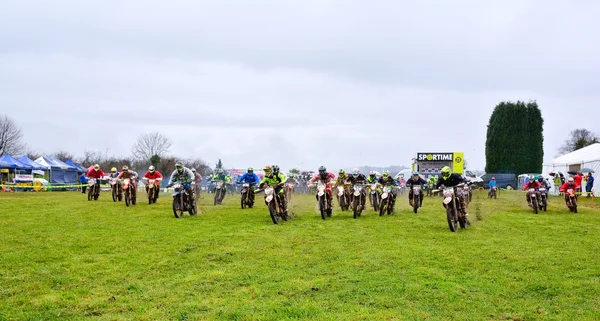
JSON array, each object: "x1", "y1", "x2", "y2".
[
  {"x1": 317, "y1": 191, "x2": 324, "y2": 196},
  {"x1": 354, "y1": 191, "x2": 361, "y2": 196},
  {"x1": 381, "y1": 193, "x2": 388, "y2": 199},
  {"x1": 266, "y1": 195, "x2": 273, "y2": 202},
  {"x1": 338, "y1": 192, "x2": 344, "y2": 196},
  {"x1": 443, "y1": 197, "x2": 452, "y2": 205}
]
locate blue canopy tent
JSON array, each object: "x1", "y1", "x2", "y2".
[
  {"x1": 0, "y1": 159, "x2": 12, "y2": 169},
  {"x1": 34, "y1": 156, "x2": 79, "y2": 184},
  {"x1": 0, "y1": 154, "x2": 32, "y2": 171},
  {"x1": 65, "y1": 160, "x2": 87, "y2": 173},
  {"x1": 17, "y1": 155, "x2": 47, "y2": 171}
]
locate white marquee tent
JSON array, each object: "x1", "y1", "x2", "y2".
[
  {"x1": 543, "y1": 143, "x2": 600, "y2": 175},
  {"x1": 542, "y1": 143, "x2": 600, "y2": 191}
]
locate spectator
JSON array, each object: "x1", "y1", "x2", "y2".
[
  {"x1": 80, "y1": 173, "x2": 88, "y2": 194},
  {"x1": 553, "y1": 174, "x2": 562, "y2": 196},
  {"x1": 586, "y1": 172, "x2": 594, "y2": 198},
  {"x1": 574, "y1": 172, "x2": 584, "y2": 193}
]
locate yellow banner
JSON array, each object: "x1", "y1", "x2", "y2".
[{"x1": 452, "y1": 152, "x2": 464, "y2": 174}]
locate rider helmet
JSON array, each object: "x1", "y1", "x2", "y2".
[
  {"x1": 491, "y1": 177, "x2": 495, "y2": 180},
  {"x1": 318, "y1": 166, "x2": 327, "y2": 179},
  {"x1": 352, "y1": 168, "x2": 359, "y2": 177},
  {"x1": 441, "y1": 166, "x2": 451, "y2": 179},
  {"x1": 217, "y1": 169, "x2": 224, "y2": 175},
  {"x1": 94, "y1": 164, "x2": 100, "y2": 171},
  {"x1": 175, "y1": 162, "x2": 183, "y2": 173},
  {"x1": 369, "y1": 171, "x2": 375, "y2": 177},
  {"x1": 263, "y1": 165, "x2": 273, "y2": 176},
  {"x1": 273, "y1": 165, "x2": 280, "y2": 174},
  {"x1": 568, "y1": 177, "x2": 575, "y2": 184},
  {"x1": 122, "y1": 165, "x2": 129, "y2": 171},
  {"x1": 537, "y1": 175, "x2": 544, "y2": 182},
  {"x1": 248, "y1": 167, "x2": 253, "y2": 174},
  {"x1": 339, "y1": 169, "x2": 345, "y2": 175},
  {"x1": 149, "y1": 165, "x2": 155, "y2": 173},
  {"x1": 111, "y1": 167, "x2": 117, "y2": 173},
  {"x1": 412, "y1": 171, "x2": 419, "y2": 180},
  {"x1": 382, "y1": 170, "x2": 389, "y2": 179},
  {"x1": 191, "y1": 168, "x2": 197, "y2": 173}
]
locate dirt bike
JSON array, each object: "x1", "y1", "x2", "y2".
[
  {"x1": 565, "y1": 188, "x2": 578, "y2": 213},
  {"x1": 122, "y1": 178, "x2": 137, "y2": 207},
  {"x1": 379, "y1": 186, "x2": 395, "y2": 216},
  {"x1": 313, "y1": 182, "x2": 333, "y2": 220},
  {"x1": 87, "y1": 178, "x2": 99, "y2": 201},
  {"x1": 411, "y1": 185, "x2": 423, "y2": 213},
  {"x1": 239, "y1": 183, "x2": 254, "y2": 209},
  {"x1": 257, "y1": 184, "x2": 287, "y2": 224},
  {"x1": 336, "y1": 184, "x2": 350, "y2": 211},
  {"x1": 527, "y1": 188, "x2": 540, "y2": 214},
  {"x1": 110, "y1": 177, "x2": 122, "y2": 202},
  {"x1": 488, "y1": 186, "x2": 497, "y2": 199},
  {"x1": 351, "y1": 184, "x2": 365, "y2": 219},
  {"x1": 284, "y1": 182, "x2": 295, "y2": 202},
  {"x1": 426, "y1": 183, "x2": 433, "y2": 197},
  {"x1": 145, "y1": 178, "x2": 162, "y2": 204},
  {"x1": 399, "y1": 183, "x2": 406, "y2": 196},
  {"x1": 538, "y1": 187, "x2": 548, "y2": 212},
  {"x1": 463, "y1": 185, "x2": 472, "y2": 205},
  {"x1": 368, "y1": 183, "x2": 380, "y2": 211},
  {"x1": 172, "y1": 183, "x2": 197, "y2": 218},
  {"x1": 440, "y1": 184, "x2": 469, "y2": 232},
  {"x1": 213, "y1": 181, "x2": 226, "y2": 205}
]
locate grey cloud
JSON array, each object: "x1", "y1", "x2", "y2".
[{"x1": 1, "y1": 1, "x2": 600, "y2": 171}]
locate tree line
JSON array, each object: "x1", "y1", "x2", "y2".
[{"x1": 0, "y1": 114, "x2": 211, "y2": 176}]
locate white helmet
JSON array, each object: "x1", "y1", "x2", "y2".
[
  {"x1": 149, "y1": 165, "x2": 155, "y2": 172},
  {"x1": 352, "y1": 168, "x2": 359, "y2": 176},
  {"x1": 369, "y1": 171, "x2": 375, "y2": 176}
]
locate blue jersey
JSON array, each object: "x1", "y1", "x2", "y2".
[{"x1": 237, "y1": 173, "x2": 260, "y2": 186}]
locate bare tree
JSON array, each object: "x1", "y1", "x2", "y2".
[
  {"x1": 26, "y1": 149, "x2": 41, "y2": 160},
  {"x1": 0, "y1": 114, "x2": 25, "y2": 156},
  {"x1": 131, "y1": 132, "x2": 172, "y2": 161},
  {"x1": 557, "y1": 129, "x2": 599, "y2": 156},
  {"x1": 53, "y1": 150, "x2": 74, "y2": 162}
]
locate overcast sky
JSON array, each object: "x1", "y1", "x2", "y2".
[{"x1": 1, "y1": 0, "x2": 599, "y2": 172}]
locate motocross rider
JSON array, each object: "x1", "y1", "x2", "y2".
[
  {"x1": 377, "y1": 170, "x2": 399, "y2": 203},
  {"x1": 117, "y1": 165, "x2": 139, "y2": 198},
  {"x1": 167, "y1": 162, "x2": 196, "y2": 200},
  {"x1": 191, "y1": 168, "x2": 202, "y2": 193},
  {"x1": 108, "y1": 167, "x2": 121, "y2": 195},
  {"x1": 336, "y1": 169, "x2": 349, "y2": 187},
  {"x1": 559, "y1": 177, "x2": 579, "y2": 204},
  {"x1": 537, "y1": 175, "x2": 550, "y2": 197},
  {"x1": 345, "y1": 168, "x2": 369, "y2": 209},
  {"x1": 522, "y1": 175, "x2": 542, "y2": 206},
  {"x1": 258, "y1": 165, "x2": 288, "y2": 217},
  {"x1": 435, "y1": 166, "x2": 468, "y2": 216},
  {"x1": 86, "y1": 164, "x2": 105, "y2": 198},
  {"x1": 406, "y1": 171, "x2": 427, "y2": 207},
  {"x1": 237, "y1": 167, "x2": 260, "y2": 203},
  {"x1": 143, "y1": 165, "x2": 163, "y2": 198},
  {"x1": 308, "y1": 166, "x2": 336, "y2": 208},
  {"x1": 211, "y1": 169, "x2": 231, "y2": 193}
]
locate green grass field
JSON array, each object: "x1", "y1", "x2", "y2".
[{"x1": 1, "y1": 189, "x2": 599, "y2": 320}]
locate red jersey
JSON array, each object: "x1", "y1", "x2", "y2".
[
  {"x1": 559, "y1": 182, "x2": 579, "y2": 192},
  {"x1": 309, "y1": 172, "x2": 336, "y2": 185},
  {"x1": 144, "y1": 171, "x2": 163, "y2": 180},
  {"x1": 86, "y1": 169, "x2": 105, "y2": 179},
  {"x1": 573, "y1": 174, "x2": 583, "y2": 187},
  {"x1": 523, "y1": 181, "x2": 541, "y2": 190}
]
